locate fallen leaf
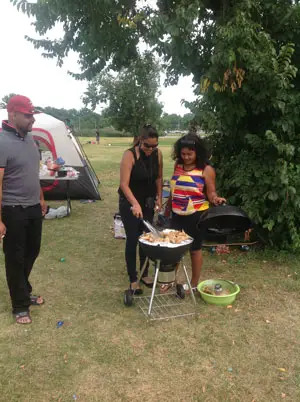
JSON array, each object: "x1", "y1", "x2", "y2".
[{"x1": 278, "y1": 368, "x2": 287, "y2": 372}]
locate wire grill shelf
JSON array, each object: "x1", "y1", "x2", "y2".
[{"x1": 134, "y1": 291, "x2": 198, "y2": 321}]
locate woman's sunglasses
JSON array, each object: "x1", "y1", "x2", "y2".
[{"x1": 143, "y1": 142, "x2": 159, "y2": 149}]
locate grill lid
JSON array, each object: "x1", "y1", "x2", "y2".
[{"x1": 198, "y1": 205, "x2": 252, "y2": 235}]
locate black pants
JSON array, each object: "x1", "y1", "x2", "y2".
[
  {"x1": 119, "y1": 198, "x2": 154, "y2": 283},
  {"x1": 2, "y1": 204, "x2": 43, "y2": 314}
]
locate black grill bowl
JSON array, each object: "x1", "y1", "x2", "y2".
[
  {"x1": 199, "y1": 205, "x2": 252, "y2": 236},
  {"x1": 139, "y1": 236, "x2": 193, "y2": 265}
]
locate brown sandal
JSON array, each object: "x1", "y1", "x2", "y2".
[
  {"x1": 15, "y1": 311, "x2": 32, "y2": 324},
  {"x1": 130, "y1": 283, "x2": 143, "y2": 295},
  {"x1": 183, "y1": 284, "x2": 198, "y2": 295},
  {"x1": 30, "y1": 295, "x2": 44, "y2": 306},
  {"x1": 160, "y1": 282, "x2": 174, "y2": 293}
]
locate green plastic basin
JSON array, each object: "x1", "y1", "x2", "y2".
[{"x1": 197, "y1": 279, "x2": 240, "y2": 306}]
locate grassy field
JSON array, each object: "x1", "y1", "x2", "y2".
[{"x1": 0, "y1": 137, "x2": 299, "y2": 402}]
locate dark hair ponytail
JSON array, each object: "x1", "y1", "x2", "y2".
[{"x1": 133, "y1": 124, "x2": 158, "y2": 146}]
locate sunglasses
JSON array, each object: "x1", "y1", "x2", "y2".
[{"x1": 143, "y1": 142, "x2": 159, "y2": 149}]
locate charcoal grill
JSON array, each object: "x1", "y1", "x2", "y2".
[
  {"x1": 199, "y1": 205, "x2": 252, "y2": 245},
  {"x1": 123, "y1": 230, "x2": 198, "y2": 320}
]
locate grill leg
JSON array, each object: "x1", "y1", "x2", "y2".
[
  {"x1": 181, "y1": 260, "x2": 197, "y2": 306},
  {"x1": 136, "y1": 257, "x2": 149, "y2": 287},
  {"x1": 147, "y1": 260, "x2": 160, "y2": 317}
]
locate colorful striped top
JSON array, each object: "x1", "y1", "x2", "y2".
[{"x1": 170, "y1": 164, "x2": 209, "y2": 215}]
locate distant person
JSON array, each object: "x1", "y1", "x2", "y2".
[
  {"x1": 119, "y1": 124, "x2": 163, "y2": 292},
  {"x1": 0, "y1": 95, "x2": 47, "y2": 324},
  {"x1": 95, "y1": 129, "x2": 100, "y2": 145}
]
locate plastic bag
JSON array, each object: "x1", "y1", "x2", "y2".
[
  {"x1": 56, "y1": 206, "x2": 68, "y2": 218},
  {"x1": 44, "y1": 208, "x2": 57, "y2": 220},
  {"x1": 44, "y1": 206, "x2": 68, "y2": 219},
  {"x1": 114, "y1": 213, "x2": 126, "y2": 239}
]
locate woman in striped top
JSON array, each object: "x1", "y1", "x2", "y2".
[{"x1": 164, "y1": 133, "x2": 225, "y2": 291}]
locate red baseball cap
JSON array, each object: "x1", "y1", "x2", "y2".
[{"x1": 7, "y1": 95, "x2": 40, "y2": 115}]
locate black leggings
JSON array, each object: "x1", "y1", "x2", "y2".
[{"x1": 119, "y1": 198, "x2": 154, "y2": 283}]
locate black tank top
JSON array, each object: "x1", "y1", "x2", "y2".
[{"x1": 119, "y1": 146, "x2": 159, "y2": 205}]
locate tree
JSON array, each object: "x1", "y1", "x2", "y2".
[
  {"x1": 0, "y1": 93, "x2": 17, "y2": 108},
  {"x1": 82, "y1": 53, "x2": 163, "y2": 137},
  {"x1": 185, "y1": 2, "x2": 300, "y2": 249},
  {"x1": 160, "y1": 113, "x2": 194, "y2": 131},
  {"x1": 181, "y1": 114, "x2": 195, "y2": 131},
  {"x1": 14, "y1": 0, "x2": 300, "y2": 249},
  {"x1": 12, "y1": 0, "x2": 148, "y2": 79}
]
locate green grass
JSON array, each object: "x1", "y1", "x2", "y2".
[{"x1": 0, "y1": 137, "x2": 299, "y2": 402}]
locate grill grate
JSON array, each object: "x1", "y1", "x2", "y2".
[{"x1": 134, "y1": 292, "x2": 198, "y2": 321}]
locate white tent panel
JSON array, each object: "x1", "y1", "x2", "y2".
[{"x1": 0, "y1": 110, "x2": 83, "y2": 165}]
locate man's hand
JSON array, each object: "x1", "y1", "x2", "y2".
[
  {"x1": 0, "y1": 221, "x2": 6, "y2": 241},
  {"x1": 40, "y1": 200, "x2": 47, "y2": 216}
]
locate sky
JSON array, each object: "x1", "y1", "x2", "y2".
[{"x1": 0, "y1": 1, "x2": 196, "y2": 116}]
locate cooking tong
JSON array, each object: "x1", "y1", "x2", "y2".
[{"x1": 142, "y1": 220, "x2": 164, "y2": 238}]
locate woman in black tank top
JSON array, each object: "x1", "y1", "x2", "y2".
[{"x1": 119, "y1": 125, "x2": 163, "y2": 293}]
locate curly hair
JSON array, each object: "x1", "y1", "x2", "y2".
[{"x1": 172, "y1": 133, "x2": 209, "y2": 169}]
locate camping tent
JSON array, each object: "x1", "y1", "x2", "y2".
[{"x1": 0, "y1": 110, "x2": 101, "y2": 200}]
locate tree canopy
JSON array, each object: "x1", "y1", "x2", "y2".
[
  {"x1": 1, "y1": 92, "x2": 192, "y2": 135},
  {"x1": 0, "y1": 93, "x2": 17, "y2": 108},
  {"x1": 13, "y1": 0, "x2": 300, "y2": 249},
  {"x1": 83, "y1": 53, "x2": 162, "y2": 136},
  {"x1": 160, "y1": 112, "x2": 194, "y2": 132},
  {"x1": 13, "y1": 0, "x2": 144, "y2": 80}
]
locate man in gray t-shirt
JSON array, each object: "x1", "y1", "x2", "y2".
[{"x1": 0, "y1": 95, "x2": 47, "y2": 324}]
